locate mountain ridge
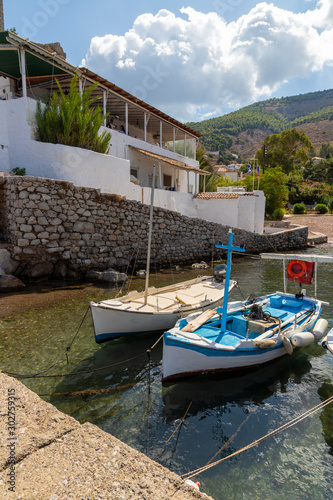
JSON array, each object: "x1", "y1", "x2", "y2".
[{"x1": 187, "y1": 88, "x2": 333, "y2": 159}]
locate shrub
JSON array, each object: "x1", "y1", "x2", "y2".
[
  {"x1": 35, "y1": 75, "x2": 111, "y2": 154},
  {"x1": 293, "y1": 203, "x2": 306, "y2": 214},
  {"x1": 315, "y1": 203, "x2": 329, "y2": 214},
  {"x1": 272, "y1": 208, "x2": 285, "y2": 220},
  {"x1": 11, "y1": 167, "x2": 26, "y2": 176}
]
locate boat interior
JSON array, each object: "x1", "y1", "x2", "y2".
[{"x1": 177, "y1": 294, "x2": 316, "y2": 345}]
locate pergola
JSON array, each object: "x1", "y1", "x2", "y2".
[{"x1": 0, "y1": 30, "x2": 201, "y2": 148}]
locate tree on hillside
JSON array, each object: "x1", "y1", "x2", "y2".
[
  {"x1": 303, "y1": 158, "x2": 333, "y2": 185},
  {"x1": 256, "y1": 167, "x2": 289, "y2": 216},
  {"x1": 319, "y1": 142, "x2": 333, "y2": 159},
  {"x1": 256, "y1": 128, "x2": 313, "y2": 174}
]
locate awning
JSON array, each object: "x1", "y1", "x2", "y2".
[
  {"x1": 0, "y1": 31, "x2": 71, "y2": 80},
  {"x1": 129, "y1": 146, "x2": 210, "y2": 175},
  {"x1": 0, "y1": 31, "x2": 201, "y2": 140}
]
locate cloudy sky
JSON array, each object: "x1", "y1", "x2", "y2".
[{"x1": 4, "y1": 0, "x2": 333, "y2": 122}]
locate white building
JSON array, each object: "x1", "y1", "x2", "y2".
[{"x1": 0, "y1": 30, "x2": 265, "y2": 233}]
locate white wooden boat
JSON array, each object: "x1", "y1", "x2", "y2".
[
  {"x1": 90, "y1": 167, "x2": 236, "y2": 342},
  {"x1": 162, "y1": 231, "x2": 332, "y2": 382},
  {"x1": 90, "y1": 274, "x2": 237, "y2": 343}
]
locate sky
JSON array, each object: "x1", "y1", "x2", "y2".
[{"x1": 4, "y1": 0, "x2": 333, "y2": 123}]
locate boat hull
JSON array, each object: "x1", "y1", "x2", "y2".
[
  {"x1": 91, "y1": 278, "x2": 236, "y2": 342},
  {"x1": 162, "y1": 338, "x2": 288, "y2": 381},
  {"x1": 162, "y1": 293, "x2": 322, "y2": 381},
  {"x1": 91, "y1": 305, "x2": 180, "y2": 342}
]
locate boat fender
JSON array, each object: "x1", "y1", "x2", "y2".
[
  {"x1": 291, "y1": 331, "x2": 315, "y2": 347},
  {"x1": 282, "y1": 335, "x2": 293, "y2": 355},
  {"x1": 253, "y1": 339, "x2": 277, "y2": 349},
  {"x1": 185, "y1": 480, "x2": 200, "y2": 490},
  {"x1": 322, "y1": 336, "x2": 328, "y2": 349},
  {"x1": 312, "y1": 318, "x2": 328, "y2": 340}
]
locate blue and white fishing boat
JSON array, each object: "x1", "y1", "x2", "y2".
[{"x1": 162, "y1": 230, "x2": 332, "y2": 382}]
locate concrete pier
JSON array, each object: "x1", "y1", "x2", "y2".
[{"x1": 0, "y1": 372, "x2": 213, "y2": 499}]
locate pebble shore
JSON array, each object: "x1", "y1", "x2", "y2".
[{"x1": 0, "y1": 372, "x2": 213, "y2": 500}]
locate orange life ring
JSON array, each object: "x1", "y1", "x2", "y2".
[{"x1": 287, "y1": 260, "x2": 307, "y2": 278}]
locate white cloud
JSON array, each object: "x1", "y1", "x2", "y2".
[{"x1": 82, "y1": 1, "x2": 333, "y2": 122}]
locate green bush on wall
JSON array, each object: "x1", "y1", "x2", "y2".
[
  {"x1": 315, "y1": 203, "x2": 329, "y2": 214},
  {"x1": 272, "y1": 208, "x2": 285, "y2": 220},
  {"x1": 293, "y1": 203, "x2": 307, "y2": 214},
  {"x1": 35, "y1": 75, "x2": 111, "y2": 154}
]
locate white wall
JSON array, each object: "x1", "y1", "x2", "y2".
[
  {"x1": 194, "y1": 191, "x2": 265, "y2": 233},
  {"x1": 0, "y1": 97, "x2": 266, "y2": 233},
  {"x1": 194, "y1": 198, "x2": 239, "y2": 228},
  {"x1": 252, "y1": 190, "x2": 266, "y2": 233},
  {"x1": 0, "y1": 98, "x2": 141, "y2": 198},
  {"x1": 142, "y1": 188, "x2": 200, "y2": 217},
  {"x1": 0, "y1": 98, "x2": 10, "y2": 171}
]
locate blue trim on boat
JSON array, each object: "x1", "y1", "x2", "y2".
[
  {"x1": 95, "y1": 329, "x2": 164, "y2": 343},
  {"x1": 163, "y1": 335, "x2": 286, "y2": 356}
]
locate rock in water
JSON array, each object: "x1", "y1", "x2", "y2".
[{"x1": 0, "y1": 275, "x2": 25, "y2": 291}]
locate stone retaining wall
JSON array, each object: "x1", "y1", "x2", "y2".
[{"x1": 0, "y1": 174, "x2": 308, "y2": 279}]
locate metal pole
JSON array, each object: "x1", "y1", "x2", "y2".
[
  {"x1": 215, "y1": 229, "x2": 246, "y2": 333},
  {"x1": 283, "y1": 258, "x2": 286, "y2": 293},
  {"x1": 144, "y1": 165, "x2": 156, "y2": 305},
  {"x1": 125, "y1": 102, "x2": 128, "y2": 135},
  {"x1": 103, "y1": 91, "x2": 107, "y2": 127},
  {"x1": 20, "y1": 49, "x2": 27, "y2": 98}
]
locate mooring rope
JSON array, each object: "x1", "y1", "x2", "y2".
[
  {"x1": 153, "y1": 401, "x2": 192, "y2": 460},
  {"x1": 204, "y1": 414, "x2": 251, "y2": 467},
  {"x1": 2, "y1": 306, "x2": 91, "y2": 379},
  {"x1": 180, "y1": 395, "x2": 333, "y2": 480},
  {"x1": 2, "y1": 315, "x2": 164, "y2": 380}
]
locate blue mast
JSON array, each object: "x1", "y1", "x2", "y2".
[{"x1": 215, "y1": 229, "x2": 245, "y2": 333}]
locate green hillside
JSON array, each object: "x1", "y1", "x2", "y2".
[{"x1": 187, "y1": 89, "x2": 333, "y2": 157}]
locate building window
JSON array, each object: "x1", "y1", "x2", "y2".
[
  {"x1": 130, "y1": 168, "x2": 138, "y2": 178},
  {"x1": 163, "y1": 174, "x2": 172, "y2": 188}
]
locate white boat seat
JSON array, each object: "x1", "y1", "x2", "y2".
[{"x1": 175, "y1": 291, "x2": 205, "y2": 299}]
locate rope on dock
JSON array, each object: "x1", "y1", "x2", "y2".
[{"x1": 180, "y1": 395, "x2": 333, "y2": 480}]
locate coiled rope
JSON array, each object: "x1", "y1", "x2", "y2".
[{"x1": 180, "y1": 395, "x2": 333, "y2": 480}]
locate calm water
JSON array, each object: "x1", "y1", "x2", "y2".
[{"x1": 1, "y1": 246, "x2": 333, "y2": 500}]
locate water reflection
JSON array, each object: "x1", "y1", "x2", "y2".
[
  {"x1": 318, "y1": 382, "x2": 333, "y2": 456},
  {"x1": 162, "y1": 352, "x2": 313, "y2": 420},
  {"x1": 1, "y1": 247, "x2": 333, "y2": 500}
]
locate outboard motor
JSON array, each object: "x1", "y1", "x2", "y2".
[{"x1": 213, "y1": 264, "x2": 227, "y2": 283}]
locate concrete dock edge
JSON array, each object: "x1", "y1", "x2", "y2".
[{"x1": 0, "y1": 372, "x2": 213, "y2": 499}]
